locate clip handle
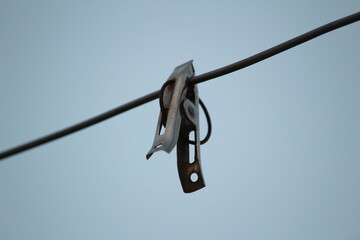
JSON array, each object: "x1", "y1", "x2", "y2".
[
  {"x1": 177, "y1": 87, "x2": 205, "y2": 193},
  {"x1": 146, "y1": 61, "x2": 194, "y2": 159}
]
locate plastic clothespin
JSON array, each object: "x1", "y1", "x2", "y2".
[{"x1": 146, "y1": 60, "x2": 205, "y2": 193}]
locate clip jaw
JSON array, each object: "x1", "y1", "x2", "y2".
[
  {"x1": 176, "y1": 86, "x2": 205, "y2": 193},
  {"x1": 146, "y1": 60, "x2": 205, "y2": 193},
  {"x1": 146, "y1": 61, "x2": 194, "y2": 158}
]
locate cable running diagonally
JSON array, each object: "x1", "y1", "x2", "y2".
[{"x1": 0, "y1": 11, "x2": 359, "y2": 160}]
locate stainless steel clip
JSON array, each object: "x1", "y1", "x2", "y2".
[{"x1": 146, "y1": 60, "x2": 205, "y2": 193}]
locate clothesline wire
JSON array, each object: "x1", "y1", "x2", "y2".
[{"x1": 0, "y1": 11, "x2": 359, "y2": 160}]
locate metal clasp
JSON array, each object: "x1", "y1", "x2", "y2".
[{"x1": 146, "y1": 60, "x2": 205, "y2": 193}]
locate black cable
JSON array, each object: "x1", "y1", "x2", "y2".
[
  {"x1": 0, "y1": 90, "x2": 159, "y2": 160},
  {"x1": 192, "y1": 11, "x2": 360, "y2": 84},
  {"x1": 188, "y1": 98, "x2": 212, "y2": 145},
  {"x1": 0, "y1": 12, "x2": 359, "y2": 160}
]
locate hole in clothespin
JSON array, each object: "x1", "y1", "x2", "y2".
[
  {"x1": 159, "y1": 124, "x2": 166, "y2": 135},
  {"x1": 154, "y1": 144, "x2": 163, "y2": 149},
  {"x1": 189, "y1": 131, "x2": 195, "y2": 142},
  {"x1": 190, "y1": 173, "x2": 198, "y2": 182},
  {"x1": 189, "y1": 131, "x2": 195, "y2": 164}
]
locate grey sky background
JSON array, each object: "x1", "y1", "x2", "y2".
[{"x1": 1, "y1": 1, "x2": 359, "y2": 239}]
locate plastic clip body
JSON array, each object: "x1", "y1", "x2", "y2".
[{"x1": 146, "y1": 60, "x2": 205, "y2": 193}]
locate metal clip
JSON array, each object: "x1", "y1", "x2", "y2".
[{"x1": 146, "y1": 60, "x2": 205, "y2": 193}]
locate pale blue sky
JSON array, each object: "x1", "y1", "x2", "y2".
[{"x1": 1, "y1": 1, "x2": 359, "y2": 239}]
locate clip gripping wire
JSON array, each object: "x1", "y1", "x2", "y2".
[
  {"x1": 159, "y1": 79, "x2": 212, "y2": 145},
  {"x1": 0, "y1": 12, "x2": 358, "y2": 161}
]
